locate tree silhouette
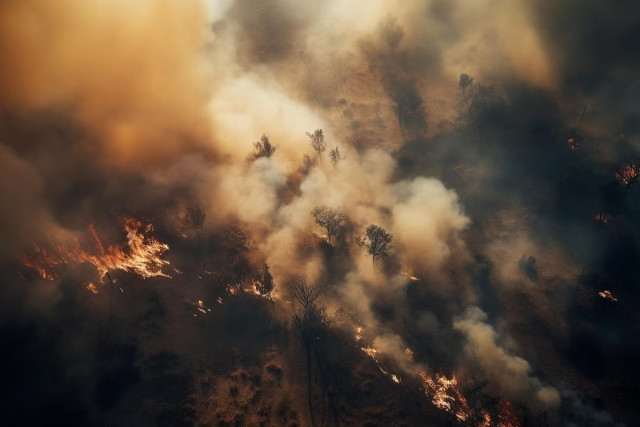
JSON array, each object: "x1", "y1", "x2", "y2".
[
  {"x1": 311, "y1": 205, "x2": 347, "y2": 244},
  {"x1": 459, "y1": 73, "x2": 474, "y2": 96},
  {"x1": 253, "y1": 134, "x2": 277, "y2": 159},
  {"x1": 356, "y1": 224, "x2": 393, "y2": 262},
  {"x1": 256, "y1": 263, "x2": 276, "y2": 312},
  {"x1": 328, "y1": 146, "x2": 343, "y2": 168},
  {"x1": 379, "y1": 15, "x2": 404, "y2": 50},
  {"x1": 306, "y1": 129, "x2": 326, "y2": 158}
]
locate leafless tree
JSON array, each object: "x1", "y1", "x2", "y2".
[
  {"x1": 306, "y1": 129, "x2": 326, "y2": 158},
  {"x1": 311, "y1": 205, "x2": 347, "y2": 244},
  {"x1": 286, "y1": 276, "x2": 324, "y2": 311},
  {"x1": 286, "y1": 276, "x2": 329, "y2": 425},
  {"x1": 356, "y1": 224, "x2": 393, "y2": 263},
  {"x1": 253, "y1": 134, "x2": 277, "y2": 159}
]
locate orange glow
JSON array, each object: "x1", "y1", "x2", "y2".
[{"x1": 21, "y1": 218, "x2": 170, "y2": 282}]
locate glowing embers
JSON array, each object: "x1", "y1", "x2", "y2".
[
  {"x1": 421, "y1": 372, "x2": 470, "y2": 421},
  {"x1": 598, "y1": 289, "x2": 618, "y2": 303},
  {"x1": 192, "y1": 299, "x2": 212, "y2": 317},
  {"x1": 420, "y1": 373, "x2": 520, "y2": 426},
  {"x1": 615, "y1": 159, "x2": 640, "y2": 186},
  {"x1": 360, "y1": 346, "x2": 401, "y2": 384},
  {"x1": 594, "y1": 213, "x2": 608, "y2": 224},
  {"x1": 567, "y1": 137, "x2": 579, "y2": 150},
  {"x1": 21, "y1": 218, "x2": 170, "y2": 282},
  {"x1": 400, "y1": 272, "x2": 420, "y2": 281}
]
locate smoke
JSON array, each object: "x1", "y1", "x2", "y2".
[
  {"x1": 1, "y1": 0, "x2": 638, "y2": 424},
  {"x1": 454, "y1": 306, "x2": 560, "y2": 408}
]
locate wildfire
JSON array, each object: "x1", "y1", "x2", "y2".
[
  {"x1": 421, "y1": 372, "x2": 470, "y2": 421},
  {"x1": 21, "y1": 218, "x2": 170, "y2": 282},
  {"x1": 355, "y1": 326, "x2": 363, "y2": 341},
  {"x1": 616, "y1": 161, "x2": 640, "y2": 186},
  {"x1": 567, "y1": 137, "x2": 578, "y2": 150},
  {"x1": 86, "y1": 282, "x2": 99, "y2": 294},
  {"x1": 405, "y1": 347, "x2": 414, "y2": 361},
  {"x1": 401, "y1": 272, "x2": 420, "y2": 281},
  {"x1": 420, "y1": 372, "x2": 520, "y2": 426},
  {"x1": 193, "y1": 299, "x2": 212, "y2": 317},
  {"x1": 361, "y1": 346, "x2": 401, "y2": 384},
  {"x1": 594, "y1": 213, "x2": 608, "y2": 224},
  {"x1": 598, "y1": 289, "x2": 618, "y2": 303}
]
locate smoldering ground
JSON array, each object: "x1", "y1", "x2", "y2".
[{"x1": 1, "y1": 0, "x2": 639, "y2": 425}]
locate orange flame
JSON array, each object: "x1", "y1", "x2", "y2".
[
  {"x1": 598, "y1": 289, "x2": 617, "y2": 303},
  {"x1": 616, "y1": 163, "x2": 640, "y2": 186},
  {"x1": 420, "y1": 372, "x2": 520, "y2": 426},
  {"x1": 21, "y1": 218, "x2": 170, "y2": 282}
]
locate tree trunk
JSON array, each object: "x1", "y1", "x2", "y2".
[{"x1": 305, "y1": 339, "x2": 315, "y2": 426}]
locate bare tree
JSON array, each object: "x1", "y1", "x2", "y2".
[
  {"x1": 459, "y1": 73, "x2": 474, "y2": 96},
  {"x1": 286, "y1": 276, "x2": 328, "y2": 425},
  {"x1": 306, "y1": 129, "x2": 326, "y2": 158},
  {"x1": 253, "y1": 134, "x2": 277, "y2": 159},
  {"x1": 356, "y1": 224, "x2": 393, "y2": 263},
  {"x1": 311, "y1": 205, "x2": 347, "y2": 244},
  {"x1": 286, "y1": 276, "x2": 324, "y2": 311},
  {"x1": 328, "y1": 146, "x2": 343, "y2": 168}
]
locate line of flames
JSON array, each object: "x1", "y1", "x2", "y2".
[
  {"x1": 356, "y1": 329, "x2": 518, "y2": 426},
  {"x1": 21, "y1": 218, "x2": 170, "y2": 285}
]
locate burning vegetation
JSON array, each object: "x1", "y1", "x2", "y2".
[
  {"x1": 1, "y1": 1, "x2": 639, "y2": 426},
  {"x1": 21, "y1": 218, "x2": 170, "y2": 283}
]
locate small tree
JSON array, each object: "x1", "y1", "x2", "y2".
[
  {"x1": 311, "y1": 205, "x2": 347, "y2": 244},
  {"x1": 253, "y1": 134, "x2": 277, "y2": 159},
  {"x1": 306, "y1": 129, "x2": 326, "y2": 158},
  {"x1": 328, "y1": 146, "x2": 343, "y2": 168},
  {"x1": 459, "y1": 73, "x2": 474, "y2": 96},
  {"x1": 299, "y1": 154, "x2": 314, "y2": 176},
  {"x1": 256, "y1": 263, "x2": 276, "y2": 312},
  {"x1": 356, "y1": 224, "x2": 393, "y2": 263},
  {"x1": 379, "y1": 15, "x2": 404, "y2": 50}
]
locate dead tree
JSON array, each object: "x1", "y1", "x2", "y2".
[{"x1": 286, "y1": 277, "x2": 328, "y2": 426}]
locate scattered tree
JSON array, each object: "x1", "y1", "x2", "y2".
[
  {"x1": 356, "y1": 224, "x2": 393, "y2": 263},
  {"x1": 328, "y1": 146, "x2": 343, "y2": 168},
  {"x1": 299, "y1": 154, "x2": 314, "y2": 176},
  {"x1": 253, "y1": 134, "x2": 277, "y2": 159},
  {"x1": 459, "y1": 73, "x2": 474, "y2": 96},
  {"x1": 306, "y1": 129, "x2": 326, "y2": 158},
  {"x1": 256, "y1": 263, "x2": 276, "y2": 312},
  {"x1": 379, "y1": 15, "x2": 404, "y2": 50},
  {"x1": 311, "y1": 205, "x2": 347, "y2": 244}
]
